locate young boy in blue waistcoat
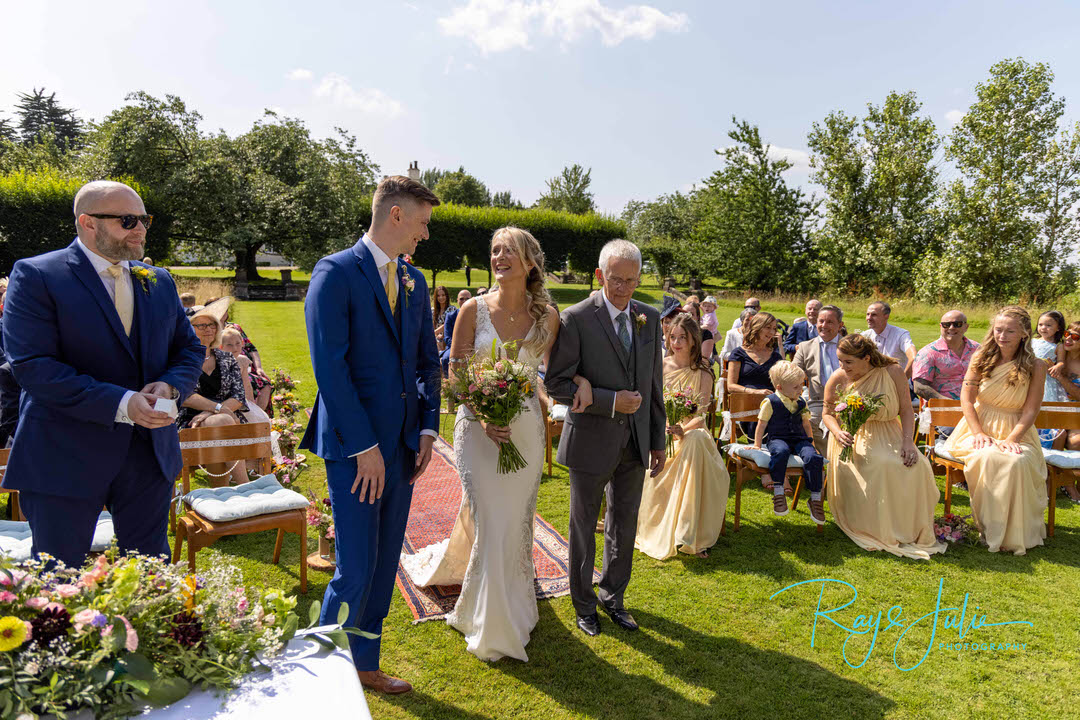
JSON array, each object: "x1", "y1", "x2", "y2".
[{"x1": 752, "y1": 361, "x2": 825, "y2": 524}]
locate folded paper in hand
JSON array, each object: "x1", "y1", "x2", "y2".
[{"x1": 154, "y1": 397, "x2": 179, "y2": 419}]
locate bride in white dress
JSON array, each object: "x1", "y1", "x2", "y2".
[{"x1": 401, "y1": 226, "x2": 563, "y2": 662}]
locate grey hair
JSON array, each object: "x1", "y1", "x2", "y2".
[
  {"x1": 739, "y1": 308, "x2": 759, "y2": 324},
  {"x1": 598, "y1": 239, "x2": 642, "y2": 276},
  {"x1": 869, "y1": 300, "x2": 891, "y2": 316},
  {"x1": 819, "y1": 304, "x2": 843, "y2": 321}
]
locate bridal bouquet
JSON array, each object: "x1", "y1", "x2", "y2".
[
  {"x1": 663, "y1": 386, "x2": 699, "y2": 455},
  {"x1": 445, "y1": 339, "x2": 537, "y2": 474},
  {"x1": 833, "y1": 389, "x2": 885, "y2": 462},
  {"x1": 933, "y1": 512, "x2": 980, "y2": 545},
  {"x1": 0, "y1": 553, "x2": 299, "y2": 720}
]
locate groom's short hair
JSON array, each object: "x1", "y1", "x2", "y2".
[{"x1": 372, "y1": 175, "x2": 441, "y2": 225}]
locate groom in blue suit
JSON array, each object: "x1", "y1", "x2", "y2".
[
  {"x1": 1, "y1": 181, "x2": 204, "y2": 568},
  {"x1": 301, "y1": 176, "x2": 442, "y2": 695}
]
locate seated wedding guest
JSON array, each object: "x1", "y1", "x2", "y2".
[
  {"x1": 635, "y1": 314, "x2": 729, "y2": 560},
  {"x1": 863, "y1": 301, "x2": 915, "y2": 376},
  {"x1": 178, "y1": 298, "x2": 249, "y2": 486},
  {"x1": 432, "y1": 286, "x2": 452, "y2": 353},
  {"x1": 792, "y1": 304, "x2": 842, "y2": 455},
  {"x1": 913, "y1": 310, "x2": 980, "y2": 401},
  {"x1": 941, "y1": 307, "x2": 1047, "y2": 554},
  {"x1": 752, "y1": 361, "x2": 825, "y2": 523},
  {"x1": 0, "y1": 360, "x2": 18, "y2": 447},
  {"x1": 179, "y1": 292, "x2": 198, "y2": 317},
  {"x1": 221, "y1": 307, "x2": 272, "y2": 413},
  {"x1": 728, "y1": 312, "x2": 782, "y2": 439},
  {"x1": 476, "y1": 286, "x2": 488, "y2": 296},
  {"x1": 784, "y1": 299, "x2": 821, "y2": 358},
  {"x1": 1045, "y1": 320, "x2": 1080, "y2": 501},
  {"x1": 823, "y1": 335, "x2": 945, "y2": 560},
  {"x1": 731, "y1": 297, "x2": 761, "y2": 330},
  {"x1": 659, "y1": 296, "x2": 682, "y2": 356},
  {"x1": 700, "y1": 296, "x2": 719, "y2": 337},
  {"x1": 440, "y1": 290, "x2": 470, "y2": 375},
  {"x1": 683, "y1": 301, "x2": 715, "y2": 361},
  {"x1": 221, "y1": 327, "x2": 271, "y2": 424},
  {"x1": 1032, "y1": 311, "x2": 1068, "y2": 449},
  {"x1": 142, "y1": 256, "x2": 154, "y2": 266},
  {"x1": 720, "y1": 308, "x2": 757, "y2": 362}
]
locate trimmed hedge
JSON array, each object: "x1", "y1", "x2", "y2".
[
  {"x1": 342, "y1": 201, "x2": 626, "y2": 279},
  {"x1": 0, "y1": 171, "x2": 172, "y2": 275}
]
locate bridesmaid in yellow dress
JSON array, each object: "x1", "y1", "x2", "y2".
[
  {"x1": 941, "y1": 306, "x2": 1047, "y2": 554},
  {"x1": 823, "y1": 335, "x2": 946, "y2": 560},
  {"x1": 636, "y1": 314, "x2": 730, "y2": 559}
]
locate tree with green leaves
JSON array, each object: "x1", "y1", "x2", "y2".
[
  {"x1": 433, "y1": 166, "x2": 491, "y2": 206},
  {"x1": 537, "y1": 163, "x2": 595, "y2": 214},
  {"x1": 915, "y1": 58, "x2": 1071, "y2": 302},
  {"x1": 421, "y1": 166, "x2": 448, "y2": 190},
  {"x1": 14, "y1": 88, "x2": 84, "y2": 147},
  {"x1": 807, "y1": 90, "x2": 942, "y2": 293},
  {"x1": 491, "y1": 190, "x2": 522, "y2": 209},
  {"x1": 622, "y1": 192, "x2": 703, "y2": 282},
  {"x1": 695, "y1": 118, "x2": 818, "y2": 291}
]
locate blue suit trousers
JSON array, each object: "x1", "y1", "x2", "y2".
[
  {"x1": 766, "y1": 437, "x2": 823, "y2": 492},
  {"x1": 319, "y1": 441, "x2": 416, "y2": 670}
]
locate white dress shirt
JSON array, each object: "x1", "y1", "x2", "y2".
[
  {"x1": 353, "y1": 234, "x2": 437, "y2": 457},
  {"x1": 601, "y1": 290, "x2": 632, "y2": 418},
  {"x1": 862, "y1": 324, "x2": 915, "y2": 367},
  {"x1": 720, "y1": 328, "x2": 743, "y2": 362},
  {"x1": 76, "y1": 238, "x2": 137, "y2": 425}
]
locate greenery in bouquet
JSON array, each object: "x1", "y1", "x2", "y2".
[
  {"x1": 833, "y1": 389, "x2": 885, "y2": 462},
  {"x1": 934, "y1": 513, "x2": 981, "y2": 545},
  {"x1": 0, "y1": 553, "x2": 299, "y2": 720},
  {"x1": 663, "y1": 386, "x2": 699, "y2": 455},
  {"x1": 444, "y1": 339, "x2": 537, "y2": 474}
]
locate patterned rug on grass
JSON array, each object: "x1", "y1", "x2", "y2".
[{"x1": 396, "y1": 435, "x2": 600, "y2": 623}]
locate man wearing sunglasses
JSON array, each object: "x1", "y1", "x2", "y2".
[
  {"x1": 913, "y1": 310, "x2": 980, "y2": 401},
  {"x1": 731, "y1": 296, "x2": 761, "y2": 330},
  {"x1": 1, "y1": 180, "x2": 204, "y2": 569}
]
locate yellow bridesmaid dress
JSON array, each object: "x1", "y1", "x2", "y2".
[
  {"x1": 827, "y1": 366, "x2": 946, "y2": 560},
  {"x1": 635, "y1": 366, "x2": 730, "y2": 559},
  {"x1": 941, "y1": 361, "x2": 1047, "y2": 554}
]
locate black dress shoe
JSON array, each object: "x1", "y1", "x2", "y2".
[
  {"x1": 601, "y1": 605, "x2": 638, "y2": 631},
  {"x1": 576, "y1": 613, "x2": 601, "y2": 636}
]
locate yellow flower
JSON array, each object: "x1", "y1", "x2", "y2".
[
  {"x1": 0, "y1": 616, "x2": 27, "y2": 651},
  {"x1": 183, "y1": 575, "x2": 197, "y2": 611}
]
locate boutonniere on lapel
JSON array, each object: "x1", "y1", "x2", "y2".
[
  {"x1": 632, "y1": 304, "x2": 648, "y2": 334},
  {"x1": 130, "y1": 266, "x2": 157, "y2": 294},
  {"x1": 399, "y1": 264, "x2": 416, "y2": 308}
]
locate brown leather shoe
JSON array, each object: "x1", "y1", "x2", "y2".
[
  {"x1": 357, "y1": 670, "x2": 412, "y2": 695},
  {"x1": 772, "y1": 493, "x2": 789, "y2": 516},
  {"x1": 808, "y1": 498, "x2": 826, "y2": 526}
]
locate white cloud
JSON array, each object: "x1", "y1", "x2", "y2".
[
  {"x1": 945, "y1": 109, "x2": 964, "y2": 125},
  {"x1": 438, "y1": 0, "x2": 689, "y2": 55},
  {"x1": 285, "y1": 68, "x2": 313, "y2": 81},
  {"x1": 313, "y1": 73, "x2": 404, "y2": 117}
]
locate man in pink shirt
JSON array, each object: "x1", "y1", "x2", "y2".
[{"x1": 913, "y1": 310, "x2": 980, "y2": 400}]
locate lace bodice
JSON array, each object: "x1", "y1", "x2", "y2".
[{"x1": 474, "y1": 295, "x2": 544, "y2": 371}]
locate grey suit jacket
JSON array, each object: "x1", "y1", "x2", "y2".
[
  {"x1": 546, "y1": 292, "x2": 664, "y2": 475},
  {"x1": 793, "y1": 336, "x2": 833, "y2": 418}
]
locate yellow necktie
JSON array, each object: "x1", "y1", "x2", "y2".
[
  {"x1": 384, "y1": 260, "x2": 398, "y2": 314},
  {"x1": 105, "y1": 264, "x2": 133, "y2": 336}
]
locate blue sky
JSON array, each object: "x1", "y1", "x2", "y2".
[{"x1": 4, "y1": 1, "x2": 1080, "y2": 214}]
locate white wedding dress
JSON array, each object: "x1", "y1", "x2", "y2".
[{"x1": 401, "y1": 295, "x2": 545, "y2": 662}]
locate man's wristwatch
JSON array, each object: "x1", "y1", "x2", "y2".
[{"x1": 214, "y1": 402, "x2": 223, "y2": 413}]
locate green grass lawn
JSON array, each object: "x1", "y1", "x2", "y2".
[{"x1": 160, "y1": 300, "x2": 1080, "y2": 720}]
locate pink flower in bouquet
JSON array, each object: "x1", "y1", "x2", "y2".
[
  {"x1": 55, "y1": 584, "x2": 81, "y2": 599},
  {"x1": 25, "y1": 597, "x2": 48, "y2": 610},
  {"x1": 497, "y1": 381, "x2": 508, "y2": 389},
  {"x1": 117, "y1": 615, "x2": 138, "y2": 652},
  {"x1": 834, "y1": 403, "x2": 848, "y2": 413},
  {"x1": 23, "y1": 622, "x2": 32, "y2": 641},
  {"x1": 0, "y1": 591, "x2": 15, "y2": 603},
  {"x1": 326, "y1": 525, "x2": 335, "y2": 540},
  {"x1": 468, "y1": 384, "x2": 478, "y2": 393},
  {"x1": 79, "y1": 555, "x2": 109, "y2": 589},
  {"x1": 495, "y1": 361, "x2": 505, "y2": 372},
  {"x1": 237, "y1": 598, "x2": 249, "y2": 614},
  {"x1": 73, "y1": 608, "x2": 106, "y2": 633}
]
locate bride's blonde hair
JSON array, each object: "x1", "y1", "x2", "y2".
[
  {"x1": 970, "y1": 305, "x2": 1035, "y2": 387},
  {"x1": 490, "y1": 226, "x2": 553, "y2": 354}
]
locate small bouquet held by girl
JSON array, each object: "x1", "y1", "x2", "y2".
[
  {"x1": 663, "y1": 386, "x2": 699, "y2": 455},
  {"x1": 833, "y1": 389, "x2": 885, "y2": 462},
  {"x1": 445, "y1": 339, "x2": 537, "y2": 474}
]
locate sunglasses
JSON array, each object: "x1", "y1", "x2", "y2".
[
  {"x1": 1065, "y1": 332, "x2": 1080, "y2": 341},
  {"x1": 88, "y1": 213, "x2": 153, "y2": 230},
  {"x1": 940, "y1": 321, "x2": 966, "y2": 329}
]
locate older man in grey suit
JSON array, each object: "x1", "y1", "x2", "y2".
[
  {"x1": 792, "y1": 304, "x2": 843, "y2": 455},
  {"x1": 546, "y1": 240, "x2": 666, "y2": 637}
]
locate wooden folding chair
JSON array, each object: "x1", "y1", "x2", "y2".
[
  {"x1": 722, "y1": 392, "x2": 824, "y2": 533},
  {"x1": 171, "y1": 422, "x2": 307, "y2": 592},
  {"x1": 1034, "y1": 401, "x2": 1080, "y2": 537},
  {"x1": 926, "y1": 398, "x2": 966, "y2": 514},
  {"x1": 0, "y1": 449, "x2": 24, "y2": 521}
]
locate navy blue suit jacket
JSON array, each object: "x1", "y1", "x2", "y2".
[
  {"x1": 784, "y1": 318, "x2": 817, "y2": 356},
  {"x1": 1, "y1": 240, "x2": 204, "y2": 498},
  {"x1": 300, "y1": 239, "x2": 441, "y2": 461},
  {"x1": 439, "y1": 306, "x2": 459, "y2": 369}
]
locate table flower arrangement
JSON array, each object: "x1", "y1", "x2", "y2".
[
  {"x1": 307, "y1": 495, "x2": 335, "y2": 559},
  {"x1": 0, "y1": 553, "x2": 299, "y2": 720}
]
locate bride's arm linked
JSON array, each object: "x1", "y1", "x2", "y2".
[{"x1": 449, "y1": 299, "x2": 511, "y2": 447}]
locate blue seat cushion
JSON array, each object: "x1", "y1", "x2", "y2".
[
  {"x1": 0, "y1": 521, "x2": 32, "y2": 561},
  {"x1": 723, "y1": 443, "x2": 824, "y2": 469},
  {"x1": 184, "y1": 474, "x2": 308, "y2": 522}
]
